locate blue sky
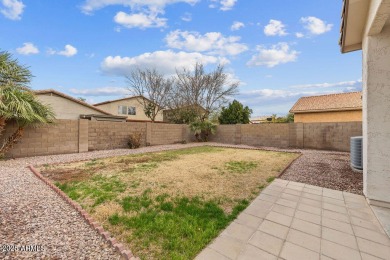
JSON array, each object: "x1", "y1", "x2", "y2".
[{"x1": 1, "y1": 0, "x2": 362, "y2": 116}]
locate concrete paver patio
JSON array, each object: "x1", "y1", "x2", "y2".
[{"x1": 197, "y1": 179, "x2": 390, "y2": 260}]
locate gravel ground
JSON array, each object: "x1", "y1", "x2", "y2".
[{"x1": 0, "y1": 142, "x2": 362, "y2": 259}]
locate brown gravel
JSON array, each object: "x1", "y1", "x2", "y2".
[
  {"x1": 279, "y1": 150, "x2": 363, "y2": 195},
  {"x1": 0, "y1": 142, "x2": 362, "y2": 259}
]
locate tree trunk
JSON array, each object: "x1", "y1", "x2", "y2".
[{"x1": 0, "y1": 127, "x2": 24, "y2": 157}]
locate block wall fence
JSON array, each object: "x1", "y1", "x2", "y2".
[{"x1": 4, "y1": 120, "x2": 362, "y2": 158}]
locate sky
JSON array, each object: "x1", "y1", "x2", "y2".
[{"x1": 1, "y1": 0, "x2": 362, "y2": 116}]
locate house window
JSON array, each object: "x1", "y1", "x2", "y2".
[
  {"x1": 118, "y1": 105, "x2": 127, "y2": 115},
  {"x1": 118, "y1": 105, "x2": 136, "y2": 115},
  {"x1": 128, "y1": 106, "x2": 136, "y2": 115}
]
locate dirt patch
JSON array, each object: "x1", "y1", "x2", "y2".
[{"x1": 280, "y1": 151, "x2": 363, "y2": 194}]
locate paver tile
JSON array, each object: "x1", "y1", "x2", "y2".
[
  {"x1": 300, "y1": 197, "x2": 322, "y2": 207},
  {"x1": 302, "y1": 192, "x2": 322, "y2": 201},
  {"x1": 353, "y1": 226, "x2": 390, "y2": 246},
  {"x1": 280, "y1": 242, "x2": 320, "y2": 260},
  {"x1": 304, "y1": 184, "x2": 323, "y2": 191},
  {"x1": 348, "y1": 209, "x2": 375, "y2": 221},
  {"x1": 258, "y1": 193, "x2": 279, "y2": 203},
  {"x1": 321, "y1": 240, "x2": 362, "y2": 260},
  {"x1": 276, "y1": 198, "x2": 298, "y2": 209},
  {"x1": 266, "y1": 211, "x2": 293, "y2": 227},
  {"x1": 288, "y1": 182, "x2": 305, "y2": 187},
  {"x1": 303, "y1": 187, "x2": 322, "y2": 196},
  {"x1": 298, "y1": 203, "x2": 322, "y2": 215},
  {"x1": 286, "y1": 229, "x2": 321, "y2": 252},
  {"x1": 322, "y1": 217, "x2": 354, "y2": 235},
  {"x1": 350, "y1": 216, "x2": 384, "y2": 233},
  {"x1": 196, "y1": 248, "x2": 230, "y2": 260},
  {"x1": 248, "y1": 231, "x2": 284, "y2": 256},
  {"x1": 283, "y1": 188, "x2": 302, "y2": 197},
  {"x1": 322, "y1": 196, "x2": 346, "y2": 207},
  {"x1": 258, "y1": 220, "x2": 289, "y2": 239},
  {"x1": 281, "y1": 193, "x2": 301, "y2": 202},
  {"x1": 357, "y1": 237, "x2": 390, "y2": 260},
  {"x1": 322, "y1": 209, "x2": 350, "y2": 223},
  {"x1": 322, "y1": 202, "x2": 348, "y2": 214},
  {"x1": 263, "y1": 188, "x2": 284, "y2": 197},
  {"x1": 245, "y1": 201, "x2": 272, "y2": 218},
  {"x1": 322, "y1": 189, "x2": 344, "y2": 201},
  {"x1": 235, "y1": 213, "x2": 264, "y2": 229},
  {"x1": 209, "y1": 235, "x2": 245, "y2": 259},
  {"x1": 237, "y1": 244, "x2": 278, "y2": 260},
  {"x1": 295, "y1": 210, "x2": 321, "y2": 225},
  {"x1": 291, "y1": 218, "x2": 321, "y2": 237},
  {"x1": 221, "y1": 222, "x2": 256, "y2": 242},
  {"x1": 272, "y1": 204, "x2": 296, "y2": 217},
  {"x1": 360, "y1": 252, "x2": 383, "y2": 260},
  {"x1": 322, "y1": 227, "x2": 358, "y2": 249}
]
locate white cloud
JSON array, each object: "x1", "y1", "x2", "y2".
[
  {"x1": 1, "y1": 0, "x2": 24, "y2": 20},
  {"x1": 231, "y1": 21, "x2": 244, "y2": 31},
  {"x1": 209, "y1": 0, "x2": 236, "y2": 11},
  {"x1": 16, "y1": 42, "x2": 39, "y2": 55},
  {"x1": 181, "y1": 12, "x2": 192, "y2": 22},
  {"x1": 290, "y1": 79, "x2": 362, "y2": 89},
  {"x1": 247, "y1": 42, "x2": 299, "y2": 68},
  {"x1": 300, "y1": 16, "x2": 333, "y2": 35},
  {"x1": 220, "y1": 0, "x2": 236, "y2": 11},
  {"x1": 295, "y1": 32, "x2": 304, "y2": 38},
  {"x1": 48, "y1": 44, "x2": 78, "y2": 57},
  {"x1": 114, "y1": 11, "x2": 167, "y2": 28},
  {"x1": 69, "y1": 86, "x2": 128, "y2": 96},
  {"x1": 101, "y1": 50, "x2": 229, "y2": 76},
  {"x1": 165, "y1": 30, "x2": 248, "y2": 56},
  {"x1": 264, "y1": 19, "x2": 287, "y2": 36},
  {"x1": 81, "y1": 0, "x2": 199, "y2": 14}
]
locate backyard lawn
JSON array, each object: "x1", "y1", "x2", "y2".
[{"x1": 39, "y1": 146, "x2": 298, "y2": 259}]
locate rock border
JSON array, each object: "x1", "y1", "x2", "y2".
[{"x1": 28, "y1": 165, "x2": 138, "y2": 260}]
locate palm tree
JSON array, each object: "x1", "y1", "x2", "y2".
[{"x1": 0, "y1": 51, "x2": 54, "y2": 157}]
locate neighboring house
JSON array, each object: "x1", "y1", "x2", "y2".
[
  {"x1": 94, "y1": 96, "x2": 164, "y2": 122},
  {"x1": 290, "y1": 92, "x2": 362, "y2": 123},
  {"x1": 34, "y1": 89, "x2": 126, "y2": 121},
  {"x1": 340, "y1": 0, "x2": 390, "y2": 211},
  {"x1": 250, "y1": 116, "x2": 272, "y2": 124}
]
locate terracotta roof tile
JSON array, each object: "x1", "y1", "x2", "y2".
[{"x1": 290, "y1": 91, "x2": 362, "y2": 113}]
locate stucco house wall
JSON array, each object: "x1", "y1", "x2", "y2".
[
  {"x1": 294, "y1": 110, "x2": 362, "y2": 123},
  {"x1": 37, "y1": 92, "x2": 107, "y2": 120},
  {"x1": 95, "y1": 97, "x2": 164, "y2": 122},
  {"x1": 362, "y1": 17, "x2": 390, "y2": 206}
]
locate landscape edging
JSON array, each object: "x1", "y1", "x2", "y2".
[{"x1": 27, "y1": 165, "x2": 138, "y2": 260}]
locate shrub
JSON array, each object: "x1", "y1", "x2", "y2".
[
  {"x1": 128, "y1": 132, "x2": 142, "y2": 149},
  {"x1": 189, "y1": 120, "x2": 216, "y2": 142}
]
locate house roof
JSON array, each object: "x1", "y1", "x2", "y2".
[
  {"x1": 290, "y1": 92, "x2": 362, "y2": 113},
  {"x1": 94, "y1": 95, "x2": 160, "y2": 107},
  {"x1": 34, "y1": 89, "x2": 112, "y2": 115}
]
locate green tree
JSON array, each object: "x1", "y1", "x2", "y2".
[
  {"x1": 218, "y1": 100, "x2": 252, "y2": 124},
  {"x1": 0, "y1": 51, "x2": 55, "y2": 157},
  {"x1": 189, "y1": 120, "x2": 217, "y2": 142}
]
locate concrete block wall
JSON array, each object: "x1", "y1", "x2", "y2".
[
  {"x1": 88, "y1": 121, "x2": 146, "y2": 151},
  {"x1": 3, "y1": 120, "x2": 362, "y2": 158},
  {"x1": 303, "y1": 122, "x2": 362, "y2": 151},
  {"x1": 150, "y1": 123, "x2": 190, "y2": 145},
  {"x1": 241, "y1": 124, "x2": 290, "y2": 148},
  {"x1": 4, "y1": 119, "x2": 79, "y2": 158}
]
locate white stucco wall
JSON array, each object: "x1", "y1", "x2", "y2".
[
  {"x1": 362, "y1": 18, "x2": 390, "y2": 205},
  {"x1": 37, "y1": 94, "x2": 106, "y2": 120}
]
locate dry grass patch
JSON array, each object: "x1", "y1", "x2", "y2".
[{"x1": 39, "y1": 146, "x2": 298, "y2": 259}]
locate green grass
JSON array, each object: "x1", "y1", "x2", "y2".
[
  {"x1": 108, "y1": 190, "x2": 249, "y2": 259},
  {"x1": 266, "y1": 176, "x2": 276, "y2": 183},
  {"x1": 225, "y1": 160, "x2": 258, "y2": 173},
  {"x1": 56, "y1": 175, "x2": 126, "y2": 207}
]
